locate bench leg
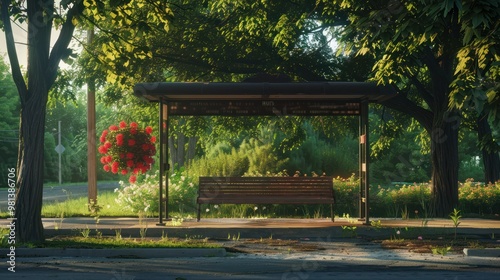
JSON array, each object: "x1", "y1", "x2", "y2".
[
  {"x1": 331, "y1": 203, "x2": 335, "y2": 222},
  {"x1": 197, "y1": 204, "x2": 201, "y2": 222}
]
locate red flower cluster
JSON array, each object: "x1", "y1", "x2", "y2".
[{"x1": 98, "y1": 121, "x2": 157, "y2": 183}]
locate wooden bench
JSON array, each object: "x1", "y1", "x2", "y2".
[{"x1": 197, "y1": 176, "x2": 336, "y2": 222}]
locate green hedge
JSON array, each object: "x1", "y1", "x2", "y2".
[{"x1": 116, "y1": 170, "x2": 500, "y2": 218}]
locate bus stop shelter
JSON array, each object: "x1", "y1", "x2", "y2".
[{"x1": 133, "y1": 82, "x2": 396, "y2": 225}]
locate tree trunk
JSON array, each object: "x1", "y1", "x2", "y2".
[
  {"x1": 177, "y1": 133, "x2": 186, "y2": 168},
  {"x1": 381, "y1": 87, "x2": 461, "y2": 218},
  {"x1": 3, "y1": 0, "x2": 82, "y2": 243},
  {"x1": 15, "y1": 91, "x2": 48, "y2": 243},
  {"x1": 168, "y1": 136, "x2": 178, "y2": 171},
  {"x1": 168, "y1": 133, "x2": 190, "y2": 170},
  {"x1": 477, "y1": 116, "x2": 500, "y2": 183},
  {"x1": 430, "y1": 111, "x2": 460, "y2": 217},
  {"x1": 186, "y1": 136, "x2": 198, "y2": 165},
  {"x1": 12, "y1": 0, "x2": 54, "y2": 243}
]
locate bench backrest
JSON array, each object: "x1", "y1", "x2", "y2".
[{"x1": 198, "y1": 177, "x2": 335, "y2": 204}]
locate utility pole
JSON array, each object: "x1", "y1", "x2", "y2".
[
  {"x1": 87, "y1": 27, "x2": 98, "y2": 207},
  {"x1": 58, "y1": 120, "x2": 62, "y2": 185},
  {"x1": 54, "y1": 121, "x2": 65, "y2": 185}
]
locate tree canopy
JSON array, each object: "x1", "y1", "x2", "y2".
[
  {"x1": 315, "y1": 0, "x2": 499, "y2": 215},
  {"x1": 0, "y1": 56, "x2": 20, "y2": 184}
]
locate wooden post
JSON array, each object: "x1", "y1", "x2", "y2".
[
  {"x1": 360, "y1": 99, "x2": 370, "y2": 225},
  {"x1": 87, "y1": 27, "x2": 97, "y2": 208},
  {"x1": 359, "y1": 110, "x2": 364, "y2": 220},
  {"x1": 157, "y1": 100, "x2": 165, "y2": 225},
  {"x1": 164, "y1": 102, "x2": 170, "y2": 221},
  {"x1": 157, "y1": 101, "x2": 170, "y2": 225}
]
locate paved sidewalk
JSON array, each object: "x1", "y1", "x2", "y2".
[{"x1": 2, "y1": 217, "x2": 500, "y2": 238}]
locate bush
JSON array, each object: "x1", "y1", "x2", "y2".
[
  {"x1": 169, "y1": 168, "x2": 198, "y2": 213},
  {"x1": 115, "y1": 172, "x2": 159, "y2": 215},
  {"x1": 372, "y1": 184, "x2": 431, "y2": 218},
  {"x1": 369, "y1": 180, "x2": 500, "y2": 218},
  {"x1": 459, "y1": 179, "x2": 500, "y2": 215},
  {"x1": 285, "y1": 132, "x2": 358, "y2": 178},
  {"x1": 188, "y1": 148, "x2": 249, "y2": 178},
  {"x1": 114, "y1": 166, "x2": 500, "y2": 219},
  {"x1": 240, "y1": 138, "x2": 288, "y2": 175},
  {"x1": 115, "y1": 169, "x2": 200, "y2": 216},
  {"x1": 332, "y1": 174, "x2": 359, "y2": 216}
]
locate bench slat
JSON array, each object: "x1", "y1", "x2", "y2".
[{"x1": 198, "y1": 198, "x2": 333, "y2": 204}]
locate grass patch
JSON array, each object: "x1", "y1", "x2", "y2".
[
  {"x1": 0, "y1": 228, "x2": 9, "y2": 246},
  {"x1": 22, "y1": 236, "x2": 220, "y2": 249},
  {"x1": 41, "y1": 191, "x2": 138, "y2": 217},
  {"x1": 379, "y1": 238, "x2": 492, "y2": 254}
]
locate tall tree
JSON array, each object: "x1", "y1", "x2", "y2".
[
  {"x1": 1, "y1": 0, "x2": 85, "y2": 242},
  {"x1": 1, "y1": 0, "x2": 170, "y2": 242},
  {"x1": 315, "y1": 0, "x2": 499, "y2": 216}
]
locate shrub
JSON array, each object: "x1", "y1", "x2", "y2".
[
  {"x1": 240, "y1": 138, "x2": 288, "y2": 175},
  {"x1": 169, "y1": 168, "x2": 198, "y2": 213},
  {"x1": 115, "y1": 172, "x2": 159, "y2": 215},
  {"x1": 285, "y1": 133, "x2": 357, "y2": 178},
  {"x1": 333, "y1": 174, "x2": 359, "y2": 216},
  {"x1": 115, "y1": 166, "x2": 500, "y2": 219},
  {"x1": 188, "y1": 148, "x2": 249, "y2": 178},
  {"x1": 372, "y1": 183, "x2": 431, "y2": 218},
  {"x1": 370, "y1": 180, "x2": 500, "y2": 218},
  {"x1": 115, "y1": 169, "x2": 199, "y2": 215},
  {"x1": 459, "y1": 179, "x2": 500, "y2": 215}
]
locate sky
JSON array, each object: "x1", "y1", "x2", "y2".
[
  {"x1": 0, "y1": 20, "x2": 69, "y2": 70},
  {"x1": 0, "y1": 21, "x2": 28, "y2": 68},
  {"x1": 1, "y1": 0, "x2": 75, "y2": 69}
]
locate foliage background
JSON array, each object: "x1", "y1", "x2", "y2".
[{"x1": 0, "y1": 54, "x2": 490, "y2": 209}]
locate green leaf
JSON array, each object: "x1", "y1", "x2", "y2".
[
  {"x1": 443, "y1": 0, "x2": 454, "y2": 17},
  {"x1": 472, "y1": 15, "x2": 484, "y2": 28},
  {"x1": 463, "y1": 28, "x2": 473, "y2": 45}
]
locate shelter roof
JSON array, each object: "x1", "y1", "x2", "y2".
[{"x1": 133, "y1": 82, "x2": 396, "y2": 102}]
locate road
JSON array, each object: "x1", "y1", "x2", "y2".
[
  {"x1": 0, "y1": 182, "x2": 119, "y2": 212},
  {"x1": 1, "y1": 248, "x2": 499, "y2": 280}
]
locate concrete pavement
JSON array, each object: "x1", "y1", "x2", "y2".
[
  {"x1": 2, "y1": 216, "x2": 500, "y2": 240},
  {"x1": 27, "y1": 216, "x2": 500, "y2": 239}
]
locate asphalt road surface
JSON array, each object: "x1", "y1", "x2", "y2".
[
  {"x1": 1, "y1": 238, "x2": 500, "y2": 279},
  {"x1": 0, "y1": 182, "x2": 119, "y2": 212},
  {"x1": 1, "y1": 250, "x2": 499, "y2": 280}
]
